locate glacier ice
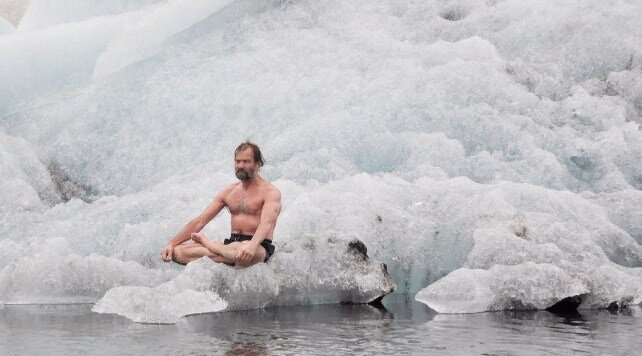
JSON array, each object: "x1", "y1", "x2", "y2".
[
  {"x1": 0, "y1": 252, "x2": 175, "y2": 304},
  {"x1": 0, "y1": 15, "x2": 14, "y2": 35},
  {"x1": 0, "y1": 12, "x2": 134, "y2": 112},
  {"x1": 0, "y1": 132, "x2": 58, "y2": 212},
  {"x1": 18, "y1": 0, "x2": 164, "y2": 31},
  {"x1": 0, "y1": 0, "x2": 640, "y2": 317},
  {"x1": 416, "y1": 263, "x2": 642, "y2": 313},
  {"x1": 92, "y1": 0, "x2": 237, "y2": 78},
  {"x1": 93, "y1": 237, "x2": 395, "y2": 323},
  {"x1": 0, "y1": 0, "x2": 27, "y2": 28}
]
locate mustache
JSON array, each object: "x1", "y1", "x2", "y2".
[{"x1": 235, "y1": 168, "x2": 252, "y2": 181}]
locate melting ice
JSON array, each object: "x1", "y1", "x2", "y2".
[
  {"x1": 93, "y1": 238, "x2": 394, "y2": 323},
  {"x1": 0, "y1": 0, "x2": 641, "y2": 323}
]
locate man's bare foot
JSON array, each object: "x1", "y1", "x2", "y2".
[{"x1": 190, "y1": 232, "x2": 218, "y2": 252}]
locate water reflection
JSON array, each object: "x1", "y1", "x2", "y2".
[
  {"x1": 176, "y1": 295, "x2": 435, "y2": 355},
  {"x1": 426, "y1": 306, "x2": 642, "y2": 355},
  {"x1": 225, "y1": 340, "x2": 267, "y2": 355},
  {"x1": 0, "y1": 298, "x2": 640, "y2": 355}
]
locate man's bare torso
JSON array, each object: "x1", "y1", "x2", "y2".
[{"x1": 223, "y1": 179, "x2": 277, "y2": 240}]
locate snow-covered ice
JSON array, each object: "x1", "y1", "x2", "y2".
[{"x1": 0, "y1": 0, "x2": 640, "y2": 320}]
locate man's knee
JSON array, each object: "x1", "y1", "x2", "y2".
[
  {"x1": 172, "y1": 245, "x2": 182, "y2": 258},
  {"x1": 234, "y1": 245, "x2": 266, "y2": 267},
  {"x1": 172, "y1": 245, "x2": 188, "y2": 264}
]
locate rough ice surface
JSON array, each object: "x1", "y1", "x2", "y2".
[
  {"x1": 0, "y1": 252, "x2": 174, "y2": 304},
  {"x1": 93, "y1": 237, "x2": 395, "y2": 323},
  {"x1": 0, "y1": 0, "x2": 641, "y2": 317}
]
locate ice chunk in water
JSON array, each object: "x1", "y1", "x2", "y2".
[
  {"x1": 93, "y1": 237, "x2": 395, "y2": 323},
  {"x1": 415, "y1": 264, "x2": 589, "y2": 313},
  {"x1": 413, "y1": 182, "x2": 642, "y2": 313},
  {"x1": 93, "y1": 287, "x2": 226, "y2": 324},
  {"x1": 416, "y1": 263, "x2": 642, "y2": 313}
]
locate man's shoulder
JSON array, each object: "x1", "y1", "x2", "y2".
[
  {"x1": 263, "y1": 181, "x2": 281, "y2": 200},
  {"x1": 223, "y1": 182, "x2": 239, "y2": 191},
  {"x1": 261, "y1": 178, "x2": 279, "y2": 191},
  {"x1": 218, "y1": 183, "x2": 238, "y2": 197}
]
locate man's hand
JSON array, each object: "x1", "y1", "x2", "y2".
[
  {"x1": 161, "y1": 244, "x2": 174, "y2": 262},
  {"x1": 238, "y1": 241, "x2": 258, "y2": 264}
]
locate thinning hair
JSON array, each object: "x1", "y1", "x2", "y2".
[{"x1": 234, "y1": 140, "x2": 265, "y2": 167}]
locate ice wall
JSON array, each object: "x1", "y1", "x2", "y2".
[
  {"x1": 0, "y1": 0, "x2": 641, "y2": 315},
  {"x1": 0, "y1": 0, "x2": 237, "y2": 114},
  {"x1": 17, "y1": 0, "x2": 164, "y2": 31}
]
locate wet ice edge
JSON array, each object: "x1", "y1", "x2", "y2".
[{"x1": 92, "y1": 238, "x2": 396, "y2": 323}]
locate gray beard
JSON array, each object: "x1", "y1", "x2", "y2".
[{"x1": 235, "y1": 169, "x2": 253, "y2": 181}]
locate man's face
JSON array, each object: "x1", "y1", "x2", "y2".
[{"x1": 235, "y1": 148, "x2": 258, "y2": 181}]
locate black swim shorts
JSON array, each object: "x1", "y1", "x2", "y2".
[{"x1": 224, "y1": 233, "x2": 275, "y2": 263}]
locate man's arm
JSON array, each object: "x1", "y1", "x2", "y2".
[
  {"x1": 238, "y1": 188, "x2": 282, "y2": 263},
  {"x1": 161, "y1": 186, "x2": 230, "y2": 262}
]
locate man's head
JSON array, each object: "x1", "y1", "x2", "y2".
[{"x1": 234, "y1": 141, "x2": 264, "y2": 181}]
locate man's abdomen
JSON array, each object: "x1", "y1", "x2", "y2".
[{"x1": 230, "y1": 214, "x2": 261, "y2": 236}]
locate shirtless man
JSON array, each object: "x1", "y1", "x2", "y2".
[{"x1": 160, "y1": 141, "x2": 281, "y2": 267}]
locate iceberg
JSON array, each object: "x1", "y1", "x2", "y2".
[
  {"x1": 416, "y1": 263, "x2": 642, "y2": 313},
  {"x1": 0, "y1": 0, "x2": 640, "y2": 319},
  {"x1": 93, "y1": 287, "x2": 227, "y2": 324},
  {"x1": 93, "y1": 238, "x2": 395, "y2": 323}
]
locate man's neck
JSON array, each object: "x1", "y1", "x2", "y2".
[{"x1": 240, "y1": 174, "x2": 262, "y2": 188}]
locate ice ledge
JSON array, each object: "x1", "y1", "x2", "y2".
[
  {"x1": 415, "y1": 262, "x2": 642, "y2": 314},
  {"x1": 93, "y1": 237, "x2": 395, "y2": 323}
]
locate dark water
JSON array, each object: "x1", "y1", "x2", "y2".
[{"x1": 1, "y1": 295, "x2": 641, "y2": 355}]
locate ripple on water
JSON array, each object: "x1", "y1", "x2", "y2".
[{"x1": 0, "y1": 296, "x2": 641, "y2": 355}]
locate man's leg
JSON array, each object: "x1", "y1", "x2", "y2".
[
  {"x1": 172, "y1": 242, "x2": 235, "y2": 265},
  {"x1": 191, "y1": 233, "x2": 266, "y2": 267},
  {"x1": 233, "y1": 241, "x2": 267, "y2": 267}
]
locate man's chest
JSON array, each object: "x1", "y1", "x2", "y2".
[{"x1": 225, "y1": 189, "x2": 264, "y2": 215}]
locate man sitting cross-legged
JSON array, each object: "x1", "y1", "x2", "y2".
[{"x1": 160, "y1": 141, "x2": 281, "y2": 267}]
